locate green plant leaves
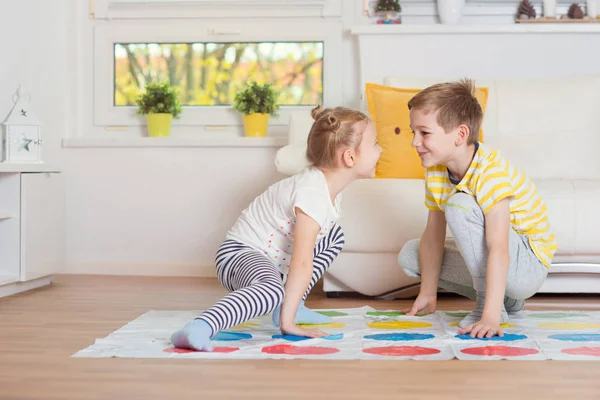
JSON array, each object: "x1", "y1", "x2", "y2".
[
  {"x1": 135, "y1": 81, "x2": 183, "y2": 118},
  {"x1": 232, "y1": 81, "x2": 280, "y2": 116}
]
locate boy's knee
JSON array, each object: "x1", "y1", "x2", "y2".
[
  {"x1": 398, "y1": 239, "x2": 421, "y2": 277},
  {"x1": 445, "y1": 192, "x2": 482, "y2": 225}
]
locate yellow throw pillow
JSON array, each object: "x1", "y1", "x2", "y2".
[{"x1": 365, "y1": 83, "x2": 488, "y2": 179}]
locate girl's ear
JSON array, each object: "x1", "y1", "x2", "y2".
[
  {"x1": 341, "y1": 149, "x2": 355, "y2": 167},
  {"x1": 455, "y1": 124, "x2": 470, "y2": 146}
]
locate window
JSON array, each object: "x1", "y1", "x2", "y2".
[
  {"x1": 114, "y1": 41, "x2": 324, "y2": 107},
  {"x1": 93, "y1": 19, "x2": 342, "y2": 130}
]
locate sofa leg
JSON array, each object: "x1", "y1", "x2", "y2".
[{"x1": 326, "y1": 291, "x2": 341, "y2": 299}]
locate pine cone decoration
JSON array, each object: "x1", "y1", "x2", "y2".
[
  {"x1": 376, "y1": 0, "x2": 401, "y2": 13},
  {"x1": 567, "y1": 3, "x2": 584, "y2": 18},
  {"x1": 517, "y1": 0, "x2": 536, "y2": 19}
]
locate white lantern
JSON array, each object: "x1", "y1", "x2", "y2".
[{"x1": 1, "y1": 86, "x2": 44, "y2": 163}]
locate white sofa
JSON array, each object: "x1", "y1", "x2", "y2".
[{"x1": 276, "y1": 75, "x2": 600, "y2": 298}]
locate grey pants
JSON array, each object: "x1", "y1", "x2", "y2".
[{"x1": 398, "y1": 193, "x2": 548, "y2": 301}]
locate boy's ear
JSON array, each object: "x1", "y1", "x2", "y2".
[
  {"x1": 341, "y1": 149, "x2": 355, "y2": 167},
  {"x1": 455, "y1": 124, "x2": 470, "y2": 146}
]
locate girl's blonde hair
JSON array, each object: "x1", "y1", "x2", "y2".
[{"x1": 306, "y1": 105, "x2": 369, "y2": 168}]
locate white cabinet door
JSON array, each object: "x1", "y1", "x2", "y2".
[
  {"x1": 0, "y1": 174, "x2": 21, "y2": 283},
  {"x1": 20, "y1": 172, "x2": 65, "y2": 281}
]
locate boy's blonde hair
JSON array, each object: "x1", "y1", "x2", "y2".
[
  {"x1": 407, "y1": 78, "x2": 482, "y2": 145},
  {"x1": 306, "y1": 105, "x2": 369, "y2": 168}
]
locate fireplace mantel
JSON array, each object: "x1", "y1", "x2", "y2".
[
  {"x1": 351, "y1": 23, "x2": 600, "y2": 35},
  {"x1": 350, "y1": 23, "x2": 600, "y2": 107}
]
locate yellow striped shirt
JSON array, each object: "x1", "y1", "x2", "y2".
[{"x1": 424, "y1": 143, "x2": 557, "y2": 267}]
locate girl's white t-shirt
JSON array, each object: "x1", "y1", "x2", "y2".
[{"x1": 226, "y1": 167, "x2": 342, "y2": 275}]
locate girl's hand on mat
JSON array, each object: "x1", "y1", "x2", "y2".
[
  {"x1": 281, "y1": 324, "x2": 328, "y2": 338},
  {"x1": 405, "y1": 294, "x2": 437, "y2": 316},
  {"x1": 459, "y1": 318, "x2": 504, "y2": 338}
]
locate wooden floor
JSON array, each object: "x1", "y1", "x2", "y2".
[{"x1": 1, "y1": 275, "x2": 600, "y2": 400}]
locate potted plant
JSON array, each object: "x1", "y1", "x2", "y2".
[
  {"x1": 135, "y1": 81, "x2": 182, "y2": 137},
  {"x1": 232, "y1": 81, "x2": 280, "y2": 137}
]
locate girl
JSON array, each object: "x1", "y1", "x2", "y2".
[{"x1": 171, "y1": 105, "x2": 382, "y2": 351}]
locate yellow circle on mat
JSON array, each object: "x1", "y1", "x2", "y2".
[
  {"x1": 367, "y1": 321, "x2": 432, "y2": 330},
  {"x1": 297, "y1": 322, "x2": 347, "y2": 329},
  {"x1": 229, "y1": 321, "x2": 260, "y2": 330},
  {"x1": 537, "y1": 322, "x2": 600, "y2": 330},
  {"x1": 449, "y1": 322, "x2": 517, "y2": 328}
]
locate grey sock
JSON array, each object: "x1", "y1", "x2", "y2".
[
  {"x1": 504, "y1": 296, "x2": 525, "y2": 314},
  {"x1": 459, "y1": 290, "x2": 509, "y2": 328}
]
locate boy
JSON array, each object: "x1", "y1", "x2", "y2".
[{"x1": 398, "y1": 79, "x2": 556, "y2": 338}]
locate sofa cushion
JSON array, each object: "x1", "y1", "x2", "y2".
[
  {"x1": 274, "y1": 111, "x2": 313, "y2": 175},
  {"x1": 338, "y1": 178, "x2": 586, "y2": 258},
  {"x1": 365, "y1": 84, "x2": 424, "y2": 179}
]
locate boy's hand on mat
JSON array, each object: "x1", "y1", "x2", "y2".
[
  {"x1": 458, "y1": 317, "x2": 504, "y2": 338},
  {"x1": 405, "y1": 294, "x2": 437, "y2": 316},
  {"x1": 280, "y1": 324, "x2": 328, "y2": 338}
]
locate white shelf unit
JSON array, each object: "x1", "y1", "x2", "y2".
[{"x1": 0, "y1": 167, "x2": 64, "y2": 298}]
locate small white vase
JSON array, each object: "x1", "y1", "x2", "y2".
[
  {"x1": 543, "y1": 0, "x2": 557, "y2": 17},
  {"x1": 587, "y1": 0, "x2": 598, "y2": 18},
  {"x1": 437, "y1": 0, "x2": 465, "y2": 25}
]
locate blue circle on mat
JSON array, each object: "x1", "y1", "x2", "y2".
[
  {"x1": 455, "y1": 333, "x2": 527, "y2": 341},
  {"x1": 548, "y1": 333, "x2": 600, "y2": 342},
  {"x1": 364, "y1": 333, "x2": 435, "y2": 341},
  {"x1": 272, "y1": 334, "x2": 344, "y2": 342},
  {"x1": 213, "y1": 332, "x2": 252, "y2": 341}
]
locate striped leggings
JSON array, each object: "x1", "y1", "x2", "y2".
[{"x1": 197, "y1": 225, "x2": 345, "y2": 335}]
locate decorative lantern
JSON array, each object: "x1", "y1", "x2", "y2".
[{"x1": 1, "y1": 86, "x2": 43, "y2": 163}]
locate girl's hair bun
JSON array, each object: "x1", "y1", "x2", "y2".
[
  {"x1": 311, "y1": 105, "x2": 325, "y2": 121},
  {"x1": 326, "y1": 114, "x2": 341, "y2": 134}
]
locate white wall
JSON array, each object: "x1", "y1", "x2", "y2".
[
  {"x1": 0, "y1": 0, "x2": 69, "y2": 168},
  {"x1": 64, "y1": 0, "x2": 362, "y2": 277}
]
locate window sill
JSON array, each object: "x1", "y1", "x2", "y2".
[
  {"x1": 62, "y1": 136, "x2": 289, "y2": 149},
  {"x1": 0, "y1": 164, "x2": 61, "y2": 173}
]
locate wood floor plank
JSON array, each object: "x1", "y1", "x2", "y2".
[{"x1": 0, "y1": 275, "x2": 599, "y2": 400}]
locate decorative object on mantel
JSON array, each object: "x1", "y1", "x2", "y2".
[
  {"x1": 566, "y1": 2, "x2": 585, "y2": 18},
  {"x1": 232, "y1": 81, "x2": 280, "y2": 138},
  {"x1": 135, "y1": 80, "x2": 182, "y2": 137},
  {"x1": 517, "y1": 16, "x2": 600, "y2": 22},
  {"x1": 375, "y1": 0, "x2": 401, "y2": 24},
  {"x1": 588, "y1": 0, "x2": 599, "y2": 18},
  {"x1": 437, "y1": 0, "x2": 465, "y2": 25},
  {"x1": 1, "y1": 86, "x2": 43, "y2": 164},
  {"x1": 543, "y1": 0, "x2": 557, "y2": 17},
  {"x1": 517, "y1": 0, "x2": 537, "y2": 19},
  {"x1": 516, "y1": 0, "x2": 600, "y2": 23}
]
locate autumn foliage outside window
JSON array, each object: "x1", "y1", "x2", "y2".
[{"x1": 114, "y1": 41, "x2": 323, "y2": 108}]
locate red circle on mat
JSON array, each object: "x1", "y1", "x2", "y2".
[
  {"x1": 461, "y1": 346, "x2": 538, "y2": 357},
  {"x1": 363, "y1": 346, "x2": 441, "y2": 357},
  {"x1": 163, "y1": 347, "x2": 239, "y2": 354},
  {"x1": 561, "y1": 347, "x2": 600, "y2": 357},
  {"x1": 262, "y1": 344, "x2": 339, "y2": 355}
]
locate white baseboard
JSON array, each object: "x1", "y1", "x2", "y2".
[
  {"x1": 0, "y1": 275, "x2": 53, "y2": 298},
  {"x1": 63, "y1": 262, "x2": 217, "y2": 277}
]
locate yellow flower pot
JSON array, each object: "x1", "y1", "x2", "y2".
[
  {"x1": 146, "y1": 113, "x2": 173, "y2": 137},
  {"x1": 243, "y1": 113, "x2": 270, "y2": 137}
]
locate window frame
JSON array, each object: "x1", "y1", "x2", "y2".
[{"x1": 93, "y1": 19, "x2": 342, "y2": 128}]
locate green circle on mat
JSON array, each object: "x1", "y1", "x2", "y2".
[
  {"x1": 317, "y1": 311, "x2": 348, "y2": 317},
  {"x1": 367, "y1": 311, "x2": 405, "y2": 317},
  {"x1": 445, "y1": 311, "x2": 470, "y2": 318},
  {"x1": 529, "y1": 312, "x2": 589, "y2": 319}
]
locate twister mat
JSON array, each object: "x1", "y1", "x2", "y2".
[{"x1": 73, "y1": 306, "x2": 600, "y2": 360}]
